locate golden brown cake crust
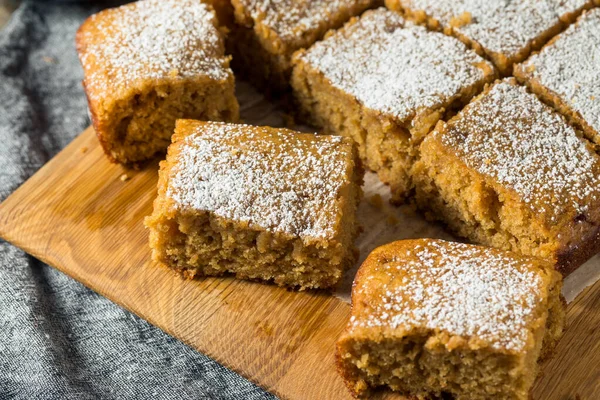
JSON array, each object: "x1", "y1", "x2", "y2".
[
  {"x1": 76, "y1": 0, "x2": 239, "y2": 165},
  {"x1": 348, "y1": 239, "x2": 560, "y2": 353},
  {"x1": 146, "y1": 120, "x2": 363, "y2": 289},
  {"x1": 291, "y1": 8, "x2": 495, "y2": 202},
  {"x1": 336, "y1": 239, "x2": 565, "y2": 399},
  {"x1": 412, "y1": 79, "x2": 600, "y2": 274}
]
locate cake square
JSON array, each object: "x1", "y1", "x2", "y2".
[
  {"x1": 336, "y1": 239, "x2": 565, "y2": 399},
  {"x1": 291, "y1": 9, "x2": 495, "y2": 203},
  {"x1": 515, "y1": 9, "x2": 600, "y2": 149},
  {"x1": 76, "y1": 0, "x2": 240, "y2": 165},
  {"x1": 145, "y1": 120, "x2": 363, "y2": 289},
  {"x1": 412, "y1": 79, "x2": 600, "y2": 275},
  {"x1": 386, "y1": 0, "x2": 595, "y2": 75},
  {"x1": 227, "y1": 0, "x2": 378, "y2": 93}
]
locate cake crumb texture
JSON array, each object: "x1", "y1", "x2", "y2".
[
  {"x1": 146, "y1": 120, "x2": 362, "y2": 289},
  {"x1": 77, "y1": 0, "x2": 239, "y2": 164},
  {"x1": 336, "y1": 239, "x2": 565, "y2": 399}
]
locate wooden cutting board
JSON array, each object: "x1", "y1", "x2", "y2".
[{"x1": 0, "y1": 126, "x2": 599, "y2": 400}]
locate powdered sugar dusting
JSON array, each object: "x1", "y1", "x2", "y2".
[
  {"x1": 440, "y1": 80, "x2": 600, "y2": 220},
  {"x1": 79, "y1": 0, "x2": 230, "y2": 102},
  {"x1": 237, "y1": 0, "x2": 373, "y2": 45},
  {"x1": 521, "y1": 9, "x2": 600, "y2": 142},
  {"x1": 353, "y1": 240, "x2": 547, "y2": 351},
  {"x1": 296, "y1": 9, "x2": 492, "y2": 123},
  {"x1": 166, "y1": 122, "x2": 352, "y2": 240},
  {"x1": 399, "y1": 0, "x2": 590, "y2": 57}
]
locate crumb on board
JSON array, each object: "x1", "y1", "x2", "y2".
[
  {"x1": 120, "y1": 173, "x2": 131, "y2": 182},
  {"x1": 80, "y1": 146, "x2": 88, "y2": 154},
  {"x1": 368, "y1": 194, "x2": 384, "y2": 209},
  {"x1": 255, "y1": 320, "x2": 274, "y2": 337}
]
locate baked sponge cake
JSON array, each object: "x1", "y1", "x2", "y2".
[
  {"x1": 412, "y1": 79, "x2": 600, "y2": 275},
  {"x1": 386, "y1": 0, "x2": 595, "y2": 75},
  {"x1": 336, "y1": 239, "x2": 565, "y2": 399},
  {"x1": 515, "y1": 8, "x2": 600, "y2": 150},
  {"x1": 228, "y1": 0, "x2": 378, "y2": 93},
  {"x1": 292, "y1": 8, "x2": 495, "y2": 203},
  {"x1": 204, "y1": 0, "x2": 235, "y2": 27},
  {"x1": 145, "y1": 120, "x2": 362, "y2": 290},
  {"x1": 76, "y1": 0, "x2": 239, "y2": 165}
]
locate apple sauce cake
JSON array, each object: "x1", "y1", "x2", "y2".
[
  {"x1": 336, "y1": 239, "x2": 565, "y2": 399},
  {"x1": 292, "y1": 8, "x2": 495, "y2": 203},
  {"x1": 227, "y1": 0, "x2": 379, "y2": 93},
  {"x1": 515, "y1": 8, "x2": 600, "y2": 150},
  {"x1": 145, "y1": 120, "x2": 362, "y2": 289},
  {"x1": 76, "y1": 0, "x2": 239, "y2": 165},
  {"x1": 386, "y1": 0, "x2": 595, "y2": 75},
  {"x1": 412, "y1": 79, "x2": 600, "y2": 275}
]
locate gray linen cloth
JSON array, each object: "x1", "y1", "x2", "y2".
[{"x1": 0, "y1": 2, "x2": 276, "y2": 399}]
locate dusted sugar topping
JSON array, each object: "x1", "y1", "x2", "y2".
[
  {"x1": 166, "y1": 122, "x2": 353, "y2": 240},
  {"x1": 439, "y1": 80, "x2": 600, "y2": 221},
  {"x1": 78, "y1": 0, "x2": 230, "y2": 102},
  {"x1": 235, "y1": 0, "x2": 373, "y2": 47},
  {"x1": 352, "y1": 240, "x2": 548, "y2": 351},
  {"x1": 296, "y1": 9, "x2": 492, "y2": 123},
  {"x1": 399, "y1": 0, "x2": 590, "y2": 57},
  {"x1": 521, "y1": 9, "x2": 600, "y2": 138}
]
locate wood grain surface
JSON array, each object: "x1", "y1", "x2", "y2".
[{"x1": 0, "y1": 127, "x2": 598, "y2": 400}]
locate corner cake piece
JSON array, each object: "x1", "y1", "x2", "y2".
[
  {"x1": 228, "y1": 0, "x2": 378, "y2": 93},
  {"x1": 336, "y1": 239, "x2": 565, "y2": 399},
  {"x1": 145, "y1": 120, "x2": 362, "y2": 289},
  {"x1": 292, "y1": 8, "x2": 495, "y2": 203},
  {"x1": 412, "y1": 79, "x2": 600, "y2": 275},
  {"x1": 386, "y1": 0, "x2": 595, "y2": 75},
  {"x1": 515, "y1": 9, "x2": 600, "y2": 149},
  {"x1": 76, "y1": 0, "x2": 239, "y2": 165}
]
